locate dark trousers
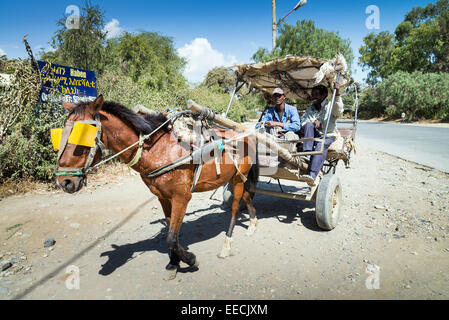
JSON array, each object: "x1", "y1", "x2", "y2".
[{"x1": 300, "y1": 122, "x2": 335, "y2": 178}]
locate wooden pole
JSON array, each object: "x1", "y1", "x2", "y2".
[
  {"x1": 187, "y1": 99, "x2": 301, "y2": 169},
  {"x1": 272, "y1": 0, "x2": 277, "y2": 51},
  {"x1": 250, "y1": 187, "x2": 310, "y2": 201}
]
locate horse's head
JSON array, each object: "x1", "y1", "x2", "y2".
[{"x1": 55, "y1": 95, "x2": 105, "y2": 194}]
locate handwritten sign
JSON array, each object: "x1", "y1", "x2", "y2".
[{"x1": 38, "y1": 61, "x2": 97, "y2": 104}]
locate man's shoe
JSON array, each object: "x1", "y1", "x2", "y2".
[
  {"x1": 299, "y1": 155, "x2": 310, "y2": 163},
  {"x1": 302, "y1": 174, "x2": 317, "y2": 187}
]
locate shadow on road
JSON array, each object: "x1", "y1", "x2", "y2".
[
  {"x1": 98, "y1": 185, "x2": 322, "y2": 276},
  {"x1": 13, "y1": 197, "x2": 155, "y2": 300}
]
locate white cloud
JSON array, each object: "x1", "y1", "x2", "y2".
[
  {"x1": 177, "y1": 38, "x2": 238, "y2": 83},
  {"x1": 103, "y1": 19, "x2": 123, "y2": 39},
  {"x1": 0, "y1": 48, "x2": 6, "y2": 56}
]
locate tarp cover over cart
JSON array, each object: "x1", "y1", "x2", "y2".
[{"x1": 188, "y1": 54, "x2": 357, "y2": 231}]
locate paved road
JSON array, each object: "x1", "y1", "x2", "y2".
[{"x1": 354, "y1": 121, "x2": 449, "y2": 173}]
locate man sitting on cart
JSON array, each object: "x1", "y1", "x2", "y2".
[
  {"x1": 256, "y1": 88, "x2": 301, "y2": 138},
  {"x1": 300, "y1": 82, "x2": 343, "y2": 186}
]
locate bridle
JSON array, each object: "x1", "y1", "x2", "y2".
[
  {"x1": 54, "y1": 110, "x2": 193, "y2": 179},
  {"x1": 55, "y1": 113, "x2": 106, "y2": 178}
]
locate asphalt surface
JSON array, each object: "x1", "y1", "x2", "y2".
[{"x1": 355, "y1": 122, "x2": 449, "y2": 173}]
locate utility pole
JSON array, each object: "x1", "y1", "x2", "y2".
[
  {"x1": 272, "y1": 0, "x2": 308, "y2": 51},
  {"x1": 272, "y1": 0, "x2": 277, "y2": 51}
]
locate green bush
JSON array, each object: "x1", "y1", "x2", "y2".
[
  {"x1": 359, "y1": 71, "x2": 449, "y2": 120},
  {"x1": 0, "y1": 104, "x2": 66, "y2": 183},
  {"x1": 0, "y1": 59, "x2": 65, "y2": 183},
  {"x1": 358, "y1": 87, "x2": 385, "y2": 118},
  {"x1": 385, "y1": 105, "x2": 398, "y2": 118},
  {"x1": 98, "y1": 71, "x2": 263, "y2": 123}
]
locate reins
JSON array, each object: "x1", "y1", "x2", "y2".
[
  {"x1": 56, "y1": 110, "x2": 193, "y2": 177},
  {"x1": 56, "y1": 107, "x2": 257, "y2": 185}
]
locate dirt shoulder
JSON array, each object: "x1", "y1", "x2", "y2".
[
  {"x1": 0, "y1": 143, "x2": 448, "y2": 300},
  {"x1": 359, "y1": 118, "x2": 449, "y2": 128}
]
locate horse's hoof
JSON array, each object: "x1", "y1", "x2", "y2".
[
  {"x1": 217, "y1": 247, "x2": 231, "y2": 259},
  {"x1": 192, "y1": 259, "x2": 200, "y2": 268},
  {"x1": 164, "y1": 264, "x2": 178, "y2": 281},
  {"x1": 246, "y1": 226, "x2": 257, "y2": 236}
]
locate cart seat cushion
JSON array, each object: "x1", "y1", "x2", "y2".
[
  {"x1": 338, "y1": 129, "x2": 353, "y2": 138},
  {"x1": 327, "y1": 135, "x2": 356, "y2": 161},
  {"x1": 328, "y1": 135, "x2": 345, "y2": 152}
]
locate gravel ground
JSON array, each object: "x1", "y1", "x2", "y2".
[{"x1": 0, "y1": 143, "x2": 448, "y2": 300}]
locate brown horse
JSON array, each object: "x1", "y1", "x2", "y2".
[{"x1": 55, "y1": 95, "x2": 259, "y2": 279}]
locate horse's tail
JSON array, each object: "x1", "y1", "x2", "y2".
[{"x1": 245, "y1": 141, "x2": 259, "y2": 194}]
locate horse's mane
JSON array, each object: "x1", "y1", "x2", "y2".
[{"x1": 72, "y1": 100, "x2": 170, "y2": 135}]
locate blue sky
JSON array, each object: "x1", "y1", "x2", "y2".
[{"x1": 0, "y1": 0, "x2": 437, "y2": 84}]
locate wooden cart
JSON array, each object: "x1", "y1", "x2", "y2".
[{"x1": 192, "y1": 55, "x2": 357, "y2": 231}]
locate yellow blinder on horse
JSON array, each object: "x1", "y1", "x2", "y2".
[
  {"x1": 51, "y1": 123, "x2": 99, "y2": 151},
  {"x1": 68, "y1": 122, "x2": 99, "y2": 147},
  {"x1": 51, "y1": 128, "x2": 63, "y2": 151}
]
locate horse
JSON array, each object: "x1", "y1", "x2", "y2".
[{"x1": 55, "y1": 95, "x2": 259, "y2": 280}]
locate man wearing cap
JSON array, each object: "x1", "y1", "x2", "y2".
[
  {"x1": 256, "y1": 88, "x2": 301, "y2": 134},
  {"x1": 300, "y1": 83, "x2": 343, "y2": 186}
]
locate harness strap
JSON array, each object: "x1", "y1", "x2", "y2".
[
  {"x1": 57, "y1": 121, "x2": 75, "y2": 163},
  {"x1": 127, "y1": 133, "x2": 144, "y2": 167},
  {"x1": 56, "y1": 115, "x2": 103, "y2": 176},
  {"x1": 190, "y1": 163, "x2": 203, "y2": 192},
  {"x1": 224, "y1": 149, "x2": 247, "y2": 183},
  {"x1": 56, "y1": 110, "x2": 193, "y2": 177},
  {"x1": 145, "y1": 138, "x2": 224, "y2": 179},
  {"x1": 145, "y1": 136, "x2": 249, "y2": 184},
  {"x1": 146, "y1": 154, "x2": 192, "y2": 178},
  {"x1": 82, "y1": 114, "x2": 103, "y2": 170}
]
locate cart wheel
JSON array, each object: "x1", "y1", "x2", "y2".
[
  {"x1": 315, "y1": 174, "x2": 342, "y2": 231},
  {"x1": 223, "y1": 183, "x2": 233, "y2": 208},
  {"x1": 222, "y1": 183, "x2": 252, "y2": 210}
]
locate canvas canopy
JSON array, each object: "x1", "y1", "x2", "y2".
[{"x1": 234, "y1": 54, "x2": 353, "y2": 102}]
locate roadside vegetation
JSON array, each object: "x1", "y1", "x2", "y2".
[
  {"x1": 3, "y1": 1, "x2": 445, "y2": 186},
  {"x1": 358, "y1": 0, "x2": 449, "y2": 121},
  {"x1": 0, "y1": 2, "x2": 264, "y2": 185}
]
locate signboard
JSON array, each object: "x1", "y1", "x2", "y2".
[{"x1": 38, "y1": 61, "x2": 97, "y2": 104}]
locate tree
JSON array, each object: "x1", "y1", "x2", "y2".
[
  {"x1": 201, "y1": 67, "x2": 235, "y2": 93},
  {"x1": 359, "y1": 0, "x2": 449, "y2": 83},
  {"x1": 405, "y1": 0, "x2": 449, "y2": 26},
  {"x1": 358, "y1": 32, "x2": 395, "y2": 86},
  {"x1": 103, "y1": 31, "x2": 187, "y2": 90},
  {"x1": 46, "y1": 1, "x2": 107, "y2": 73},
  {"x1": 389, "y1": 19, "x2": 440, "y2": 73},
  {"x1": 252, "y1": 20, "x2": 354, "y2": 71}
]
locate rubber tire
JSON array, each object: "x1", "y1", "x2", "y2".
[
  {"x1": 223, "y1": 183, "x2": 234, "y2": 208},
  {"x1": 315, "y1": 174, "x2": 342, "y2": 231},
  {"x1": 222, "y1": 183, "x2": 250, "y2": 210}
]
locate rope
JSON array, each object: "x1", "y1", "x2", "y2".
[
  {"x1": 92, "y1": 110, "x2": 192, "y2": 170},
  {"x1": 196, "y1": 106, "x2": 216, "y2": 121},
  {"x1": 59, "y1": 110, "x2": 192, "y2": 176}
]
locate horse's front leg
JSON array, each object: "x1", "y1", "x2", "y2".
[
  {"x1": 158, "y1": 198, "x2": 181, "y2": 279},
  {"x1": 165, "y1": 195, "x2": 199, "y2": 280}
]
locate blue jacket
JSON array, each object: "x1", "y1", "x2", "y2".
[{"x1": 257, "y1": 104, "x2": 301, "y2": 132}]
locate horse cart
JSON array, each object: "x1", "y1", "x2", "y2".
[
  {"x1": 188, "y1": 54, "x2": 357, "y2": 231},
  {"x1": 52, "y1": 54, "x2": 356, "y2": 277}
]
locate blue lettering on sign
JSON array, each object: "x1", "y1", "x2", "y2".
[{"x1": 38, "y1": 61, "x2": 97, "y2": 104}]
